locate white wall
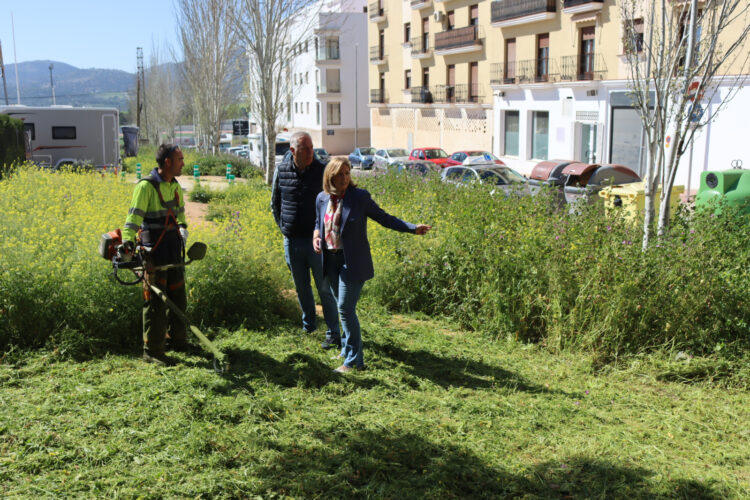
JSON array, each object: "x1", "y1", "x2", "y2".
[{"x1": 493, "y1": 81, "x2": 750, "y2": 191}]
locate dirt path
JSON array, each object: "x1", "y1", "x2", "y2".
[
  {"x1": 185, "y1": 201, "x2": 208, "y2": 224},
  {"x1": 180, "y1": 175, "x2": 245, "y2": 225}
]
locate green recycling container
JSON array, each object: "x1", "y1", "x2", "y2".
[{"x1": 695, "y1": 169, "x2": 750, "y2": 216}]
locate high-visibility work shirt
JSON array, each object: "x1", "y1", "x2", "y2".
[{"x1": 122, "y1": 168, "x2": 187, "y2": 244}]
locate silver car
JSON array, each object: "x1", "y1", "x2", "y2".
[
  {"x1": 374, "y1": 148, "x2": 410, "y2": 170},
  {"x1": 441, "y1": 158, "x2": 531, "y2": 196}
]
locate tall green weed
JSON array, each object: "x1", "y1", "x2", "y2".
[
  {"x1": 0, "y1": 168, "x2": 289, "y2": 356},
  {"x1": 358, "y1": 173, "x2": 749, "y2": 358}
]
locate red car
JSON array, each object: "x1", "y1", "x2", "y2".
[
  {"x1": 445, "y1": 151, "x2": 506, "y2": 167},
  {"x1": 409, "y1": 147, "x2": 451, "y2": 167}
]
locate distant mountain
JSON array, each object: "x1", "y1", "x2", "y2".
[{"x1": 1, "y1": 61, "x2": 134, "y2": 109}]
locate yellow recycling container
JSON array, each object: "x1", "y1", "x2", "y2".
[{"x1": 599, "y1": 181, "x2": 685, "y2": 222}]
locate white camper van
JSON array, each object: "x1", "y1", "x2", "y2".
[
  {"x1": 0, "y1": 105, "x2": 120, "y2": 171},
  {"x1": 247, "y1": 133, "x2": 291, "y2": 167}
]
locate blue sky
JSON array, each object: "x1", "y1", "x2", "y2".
[{"x1": 1, "y1": 0, "x2": 180, "y2": 72}]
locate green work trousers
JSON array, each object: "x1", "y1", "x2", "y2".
[{"x1": 143, "y1": 266, "x2": 187, "y2": 356}]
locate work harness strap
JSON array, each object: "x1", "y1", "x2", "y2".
[{"x1": 138, "y1": 176, "x2": 182, "y2": 256}]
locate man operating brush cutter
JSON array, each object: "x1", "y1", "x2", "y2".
[{"x1": 100, "y1": 143, "x2": 227, "y2": 373}]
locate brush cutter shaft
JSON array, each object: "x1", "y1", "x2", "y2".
[{"x1": 146, "y1": 282, "x2": 226, "y2": 364}]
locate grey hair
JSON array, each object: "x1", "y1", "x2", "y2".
[{"x1": 290, "y1": 131, "x2": 311, "y2": 149}]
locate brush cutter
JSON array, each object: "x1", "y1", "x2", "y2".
[{"x1": 100, "y1": 232, "x2": 228, "y2": 373}]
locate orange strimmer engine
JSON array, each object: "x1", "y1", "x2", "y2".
[{"x1": 98, "y1": 228, "x2": 123, "y2": 260}]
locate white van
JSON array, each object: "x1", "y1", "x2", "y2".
[
  {"x1": 0, "y1": 105, "x2": 120, "y2": 170},
  {"x1": 247, "y1": 133, "x2": 291, "y2": 167}
]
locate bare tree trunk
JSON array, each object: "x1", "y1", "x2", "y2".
[
  {"x1": 620, "y1": 0, "x2": 750, "y2": 248},
  {"x1": 175, "y1": 0, "x2": 241, "y2": 157}
]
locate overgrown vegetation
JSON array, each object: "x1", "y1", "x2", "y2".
[
  {"x1": 0, "y1": 113, "x2": 25, "y2": 179},
  {"x1": 360, "y1": 173, "x2": 749, "y2": 361},
  {"x1": 122, "y1": 145, "x2": 261, "y2": 179},
  {"x1": 1, "y1": 166, "x2": 748, "y2": 497},
  {"x1": 0, "y1": 167, "x2": 287, "y2": 356}
]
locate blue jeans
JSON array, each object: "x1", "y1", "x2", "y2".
[
  {"x1": 325, "y1": 251, "x2": 365, "y2": 368},
  {"x1": 284, "y1": 236, "x2": 340, "y2": 337}
]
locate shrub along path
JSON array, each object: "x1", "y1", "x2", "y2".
[{"x1": 1, "y1": 304, "x2": 747, "y2": 498}]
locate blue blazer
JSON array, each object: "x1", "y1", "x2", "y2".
[{"x1": 315, "y1": 187, "x2": 416, "y2": 282}]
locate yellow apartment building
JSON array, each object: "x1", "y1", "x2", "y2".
[
  {"x1": 367, "y1": 0, "x2": 499, "y2": 153},
  {"x1": 368, "y1": 0, "x2": 750, "y2": 191}
]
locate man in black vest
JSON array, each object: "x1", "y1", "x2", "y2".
[{"x1": 271, "y1": 132, "x2": 340, "y2": 348}]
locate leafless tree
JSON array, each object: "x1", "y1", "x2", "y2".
[
  {"x1": 620, "y1": 0, "x2": 750, "y2": 249},
  {"x1": 175, "y1": 0, "x2": 242, "y2": 153},
  {"x1": 230, "y1": 0, "x2": 319, "y2": 184},
  {"x1": 143, "y1": 41, "x2": 185, "y2": 146}
]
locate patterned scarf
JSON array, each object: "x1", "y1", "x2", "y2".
[{"x1": 324, "y1": 196, "x2": 343, "y2": 250}]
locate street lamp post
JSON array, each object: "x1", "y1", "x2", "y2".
[{"x1": 354, "y1": 43, "x2": 358, "y2": 150}]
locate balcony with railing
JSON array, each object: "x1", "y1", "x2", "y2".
[
  {"x1": 317, "y1": 82, "x2": 342, "y2": 96},
  {"x1": 370, "y1": 88, "x2": 388, "y2": 104},
  {"x1": 491, "y1": 0, "x2": 556, "y2": 27},
  {"x1": 410, "y1": 0, "x2": 431, "y2": 9},
  {"x1": 408, "y1": 84, "x2": 483, "y2": 104},
  {"x1": 453, "y1": 83, "x2": 484, "y2": 103},
  {"x1": 515, "y1": 57, "x2": 559, "y2": 83},
  {"x1": 315, "y1": 46, "x2": 340, "y2": 64},
  {"x1": 369, "y1": 45, "x2": 387, "y2": 64},
  {"x1": 434, "y1": 25, "x2": 482, "y2": 55},
  {"x1": 562, "y1": 0, "x2": 604, "y2": 14},
  {"x1": 490, "y1": 62, "x2": 519, "y2": 85},
  {"x1": 560, "y1": 53, "x2": 607, "y2": 81},
  {"x1": 368, "y1": 2, "x2": 386, "y2": 22},
  {"x1": 410, "y1": 36, "x2": 432, "y2": 59}
]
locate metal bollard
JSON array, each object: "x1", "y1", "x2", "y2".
[
  {"x1": 136, "y1": 163, "x2": 142, "y2": 180},
  {"x1": 226, "y1": 164, "x2": 232, "y2": 179}
]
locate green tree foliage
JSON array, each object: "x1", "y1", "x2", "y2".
[{"x1": 0, "y1": 113, "x2": 25, "y2": 178}]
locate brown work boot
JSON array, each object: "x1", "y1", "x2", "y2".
[{"x1": 142, "y1": 351, "x2": 176, "y2": 367}]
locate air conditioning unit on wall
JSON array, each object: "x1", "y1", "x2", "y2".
[{"x1": 433, "y1": 11, "x2": 444, "y2": 23}]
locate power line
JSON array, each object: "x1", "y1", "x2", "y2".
[{"x1": 10, "y1": 91, "x2": 130, "y2": 100}]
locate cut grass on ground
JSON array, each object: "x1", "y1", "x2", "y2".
[{"x1": 1, "y1": 304, "x2": 747, "y2": 499}]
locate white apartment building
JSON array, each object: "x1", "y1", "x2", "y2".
[
  {"x1": 284, "y1": 0, "x2": 371, "y2": 154},
  {"x1": 489, "y1": 0, "x2": 750, "y2": 194}
]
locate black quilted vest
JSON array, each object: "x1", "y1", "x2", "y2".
[{"x1": 277, "y1": 157, "x2": 325, "y2": 238}]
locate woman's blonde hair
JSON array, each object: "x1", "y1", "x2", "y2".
[{"x1": 322, "y1": 156, "x2": 357, "y2": 195}]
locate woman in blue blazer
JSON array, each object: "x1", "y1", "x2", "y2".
[{"x1": 313, "y1": 157, "x2": 431, "y2": 373}]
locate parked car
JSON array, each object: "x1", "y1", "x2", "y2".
[
  {"x1": 314, "y1": 148, "x2": 330, "y2": 164},
  {"x1": 374, "y1": 148, "x2": 410, "y2": 170},
  {"x1": 409, "y1": 147, "x2": 451, "y2": 167},
  {"x1": 387, "y1": 160, "x2": 440, "y2": 176},
  {"x1": 227, "y1": 146, "x2": 248, "y2": 158},
  {"x1": 445, "y1": 150, "x2": 506, "y2": 167},
  {"x1": 348, "y1": 147, "x2": 376, "y2": 169},
  {"x1": 441, "y1": 157, "x2": 531, "y2": 196}
]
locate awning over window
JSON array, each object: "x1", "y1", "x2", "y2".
[{"x1": 571, "y1": 12, "x2": 599, "y2": 24}]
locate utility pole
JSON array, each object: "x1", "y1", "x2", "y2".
[
  {"x1": 48, "y1": 63, "x2": 56, "y2": 105},
  {"x1": 11, "y1": 12, "x2": 20, "y2": 104},
  {"x1": 0, "y1": 40, "x2": 9, "y2": 105},
  {"x1": 354, "y1": 43, "x2": 359, "y2": 149},
  {"x1": 136, "y1": 47, "x2": 144, "y2": 132}
]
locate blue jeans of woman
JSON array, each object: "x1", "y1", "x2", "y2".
[{"x1": 324, "y1": 251, "x2": 365, "y2": 368}]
